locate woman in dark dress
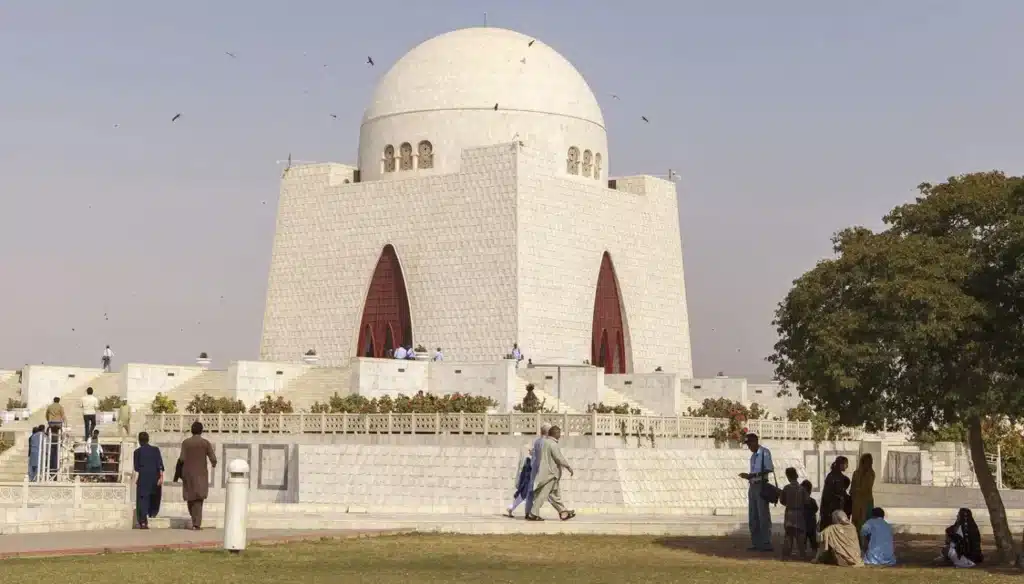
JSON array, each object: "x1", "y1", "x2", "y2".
[{"x1": 819, "y1": 456, "x2": 851, "y2": 531}]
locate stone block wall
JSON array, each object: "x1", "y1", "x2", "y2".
[
  {"x1": 228, "y1": 360, "x2": 311, "y2": 405},
  {"x1": 604, "y1": 373, "x2": 681, "y2": 415},
  {"x1": 518, "y1": 366, "x2": 602, "y2": 412},
  {"x1": 123, "y1": 363, "x2": 207, "y2": 408},
  {"x1": 297, "y1": 444, "x2": 808, "y2": 514},
  {"x1": 22, "y1": 365, "x2": 106, "y2": 412}
]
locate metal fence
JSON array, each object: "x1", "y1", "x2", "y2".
[{"x1": 145, "y1": 412, "x2": 813, "y2": 440}]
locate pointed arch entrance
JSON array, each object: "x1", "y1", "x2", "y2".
[
  {"x1": 356, "y1": 244, "x2": 413, "y2": 358},
  {"x1": 591, "y1": 252, "x2": 628, "y2": 374}
]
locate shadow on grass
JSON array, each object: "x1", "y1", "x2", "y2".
[{"x1": 652, "y1": 534, "x2": 1019, "y2": 574}]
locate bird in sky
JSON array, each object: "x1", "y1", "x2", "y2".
[
  {"x1": 225, "y1": 51, "x2": 237, "y2": 59},
  {"x1": 641, "y1": 116, "x2": 649, "y2": 123},
  {"x1": 367, "y1": 56, "x2": 375, "y2": 66},
  {"x1": 171, "y1": 113, "x2": 182, "y2": 122}
]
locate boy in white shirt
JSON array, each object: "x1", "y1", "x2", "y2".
[{"x1": 81, "y1": 387, "x2": 100, "y2": 441}]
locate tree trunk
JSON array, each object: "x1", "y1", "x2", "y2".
[{"x1": 966, "y1": 416, "x2": 1015, "y2": 563}]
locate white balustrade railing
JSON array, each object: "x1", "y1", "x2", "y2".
[
  {"x1": 0, "y1": 481, "x2": 130, "y2": 507},
  {"x1": 145, "y1": 412, "x2": 812, "y2": 440}
]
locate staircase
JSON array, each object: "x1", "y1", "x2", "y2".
[
  {"x1": 6, "y1": 372, "x2": 122, "y2": 435},
  {"x1": 277, "y1": 366, "x2": 352, "y2": 411},
  {"x1": 0, "y1": 439, "x2": 29, "y2": 482},
  {"x1": 600, "y1": 386, "x2": 659, "y2": 416},
  {"x1": 0, "y1": 371, "x2": 20, "y2": 410},
  {"x1": 678, "y1": 386, "x2": 704, "y2": 414},
  {"x1": 155, "y1": 370, "x2": 233, "y2": 412},
  {"x1": 513, "y1": 378, "x2": 578, "y2": 413}
]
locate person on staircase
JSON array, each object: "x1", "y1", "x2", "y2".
[
  {"x1": 81, "y1": 387, "x2": 99, "y2": 441},
  {"x1": 101, "y1": 345, "x2": 114, "y2": 372}
]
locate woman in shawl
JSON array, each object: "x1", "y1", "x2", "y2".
[
  {"x1": 940, "y1": 508, "x2": 983, "y2": 567},
  {"x1": 813, "y1": 510, "x2": 864, "y2": 567},
  {"x1": 819, "y1": 456, "x2": 851, "y2": 531},
  {"x1": 506, "y1": 444, "x2": 533, "y2": 518},
  {"x1": 850, "y1": 453, "x2": 875, "y2": 533}
]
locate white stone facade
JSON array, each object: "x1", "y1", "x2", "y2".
[{"x1": 260, "y1": 26, "x2": 693, "y2": 376}]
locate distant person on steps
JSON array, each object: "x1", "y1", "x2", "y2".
[
  {"x1": 175, "y1": 421, "x2": 217, "y2": 530},
  {"x1": 102, "y1": 345, "x2": 114, "y2": 372}
]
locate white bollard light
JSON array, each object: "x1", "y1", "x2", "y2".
[{"x1": 223, "y1": 458, "x2": 250, "y2": 553}]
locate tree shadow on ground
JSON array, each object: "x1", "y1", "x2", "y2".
[{"x1": 653, "y1": 535, "x2": 1018, "y2": 574}]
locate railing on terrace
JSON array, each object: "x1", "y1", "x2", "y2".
[{"x1": 145, "y1": 413, "x2": 813, "y2": 440}]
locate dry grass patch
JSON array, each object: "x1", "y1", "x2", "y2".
[{"x1": 1, "y1": 533, "x2": 1020, "y2": 583}]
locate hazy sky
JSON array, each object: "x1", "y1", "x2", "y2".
[{"x1": 1, "y1": 1, "x2": 1021, "y2": 378}]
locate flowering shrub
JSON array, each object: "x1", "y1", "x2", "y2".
[
  {"x1": 308, "y1": 391, "x2": 497, "y2": 414},
  {"x1": 687, "y1": 398, "x2": 767, "y2": 445},
  {"x1": 185, "y1": 393, "x2": 247, "y2": 414},
  {"x1": 150, "y1": 393, "x2": 178, "y2": 414}
]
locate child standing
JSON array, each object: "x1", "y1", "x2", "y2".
[
  {"x1": 802, "y1": 479, "x2": 819, "y2": 553},
  {"x1": 780, "y1": 468, "x2": 811, "y2": 560}
]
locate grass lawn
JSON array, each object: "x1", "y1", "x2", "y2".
[{"x1": 3, "y1": 533, "x2": 1021, "y2": 583}]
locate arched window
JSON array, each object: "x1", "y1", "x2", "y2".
[
  {"x1": 582, "y1": 150, "x2": 593, "y2": 178},
  {"x1": 417, "y1": 140, "x2": 434, "y2": 169},
  {"x1": 594, "y1": 153, "x2": 602, "y2": 180},
  {"x1": 383, "y1": 145, "x2": 396, "y2": 173},
  {"x1": 567, "y1": 147, "x2": 580, "y2": 175},
  {"x1": 399, "y1": 142, "x2": 413, "y2": 171}
]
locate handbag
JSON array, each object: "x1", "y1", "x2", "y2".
[{"x1": 756, "y1": 449, "x2": 781, "y2": 505}]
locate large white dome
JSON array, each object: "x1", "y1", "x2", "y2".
[
  {"x1": 363, "y1": 27, "x2": 604, "y2": 127},
  {"x1": 358, "y1": 28, "x2": 609, "y2": 182}
]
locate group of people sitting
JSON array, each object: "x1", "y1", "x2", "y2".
[{"x1": 779, "y1": 453, "x2": 984, "y2": 568}]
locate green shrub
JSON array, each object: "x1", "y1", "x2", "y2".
[
  {"x1": 5, "y1": 398, "x2": 26, "y2": 410},
  {"x1": 317, "y1": 391, "x2": 497, "y2": 414},
  {"x1": 97, "y1": 395, "x2": 122, "y2": 412},
  {"x1": 184, "y1": 393, "x2": 246, "y2": 414},
  {"x1": 686, "y1": 398, "x2": 767, "y2": 445},
  {"x1": 150, "y1": 393, "x2": 178, "y2": 414},
  {"x1": 586, "y1": 402, "x2": 641, "y2": 415},
  {"x1": 248, "y1": 395, "x2": 294, "y2": 414}
]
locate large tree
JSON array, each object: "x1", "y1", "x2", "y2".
[{"x1": 769, "y1": 171, "x2": 1024, "y2": 562}]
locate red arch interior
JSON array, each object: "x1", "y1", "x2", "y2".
[
  {"x1": 591, "y1": 252, "x2": 627, "y2": 374},
  {"x1": 357, "y1": 245, "x2": 413, "y2": 357}
]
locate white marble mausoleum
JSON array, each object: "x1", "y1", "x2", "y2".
[{"x1": 259, "y1": 27, "x2": 694, "y2": 376}]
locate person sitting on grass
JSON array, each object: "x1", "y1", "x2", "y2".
[
  {"x1": 812, "y1": 510, "x2": 863, "y2": 567},
  {"x1": 861, "y1": 507, "x2": 896, "y2": 566},
  {"x1": 938, "y1": 508, "x2": 983, "y2": 568}
]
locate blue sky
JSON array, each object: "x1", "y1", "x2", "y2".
[{"x1": 1, "y1": 1, "x2": 1021, "y2": 378}]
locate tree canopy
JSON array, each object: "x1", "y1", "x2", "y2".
[{"x1": 769, "y1": 171, "x2": 1024, "y2": 562}]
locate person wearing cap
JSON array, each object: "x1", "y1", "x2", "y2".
[{"x1": 739, "y1": 432, "x2": 775, "y2": 552}]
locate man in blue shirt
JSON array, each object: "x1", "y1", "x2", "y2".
[
  {"x1": 739, "y1": 432, "x2": 774, "y2": 552},
  {"x1": 861, "y1": 507, "x2": 897, "y2": 566}
]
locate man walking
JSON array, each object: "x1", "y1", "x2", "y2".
[
  {"x1": 175, "y1": 421, "x2": 217, "y2": 530},
  {"x1": 117, "y1": 399, "x2": 132, "y2": 437},
  {"x1": 133, "y1": 431, "x2": 164, "y2": 529},
  {"x1": 81, "y1": 387, "x2": 99, "y2": 440},
  {"x1": 739, "y1": 432, "x2": 775, "y2": 552},
  {"x1": 101, "y1": 345, "x2": 114, "y2": 372},
  {"x1": 523, "y1": 423, "x2": 550, "y2": 517},
  {"x1": 526, "y1": 425, "x2": 576, "y2": 521}
]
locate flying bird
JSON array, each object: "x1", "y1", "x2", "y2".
[
  {"x1": 494, "y1": 103, "x2": 499, "y2": 111},
  {"x1": 610, "y1": 94, "x2": 620, "y2": 100},
  {"x1": 367, "y1": 56, "x2": 374, "y2": 66},
  {"x1": 641, "y1": 116, "x2": 649, "y2": 123},
  {"x1": 225, "y1": 51, "x2": 237, "y2": 59},
  {"x1": 112, "y1": 123, "x2": 119, "y2": 128},
  {"x1": 528, "y1": 40, "x2": 535, "y2": 47},
  {"x1": 171, "y1": 113, "x2": 182, "y2": 122},
  {"x1": 330, "y1": 114, "x2": 338, "y2": 119}
]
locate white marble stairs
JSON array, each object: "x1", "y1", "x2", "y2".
[{"x1": 512, "y1": 378, "x2": 577, "y2": 413}]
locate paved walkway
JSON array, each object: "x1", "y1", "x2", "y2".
[{"x1": 0, "y1": 528, "x2": 407, "y2": 559}]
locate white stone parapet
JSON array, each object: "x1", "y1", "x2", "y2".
[
  {"x1": 144, "y1": 412, "x2": 811, "y2": 440},
  {"x1": 0, "y1": 482, "x2": 130, "y2": 508}
]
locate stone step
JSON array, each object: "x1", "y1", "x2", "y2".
[
  {"x1": 599, "y1": 387, "x2": 658, "y2": 416},
  {"x1": 512, "y1": 379, "x2": 577, "y2": 414}
]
